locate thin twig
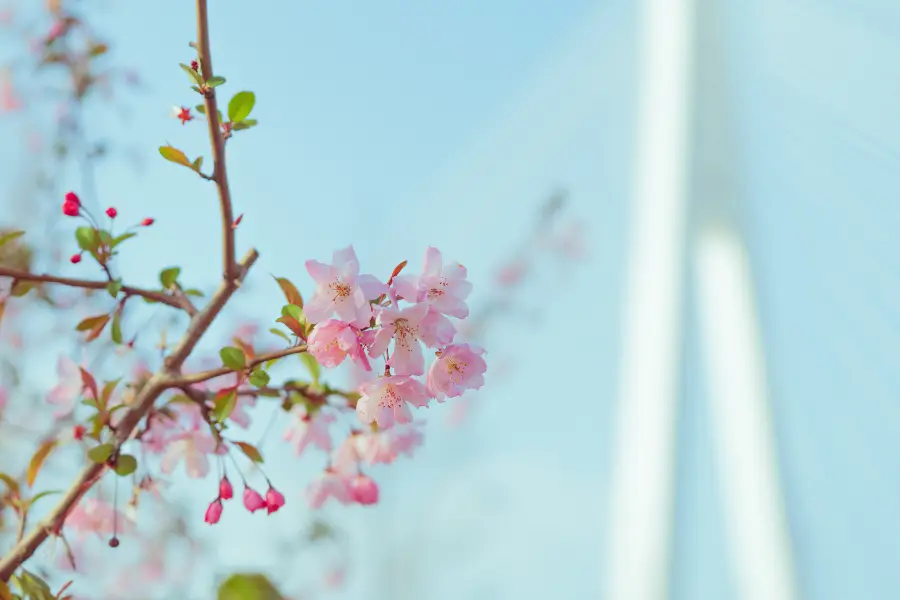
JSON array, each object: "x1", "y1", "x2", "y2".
[
  {"x1": 170, "y1": 344, "x2": 308, "y2": 387},
  {"x1": 0, "y1": 266, "x2": 184, "y2": 311},
  {"x1": 196, "y1": 0, "x2": 236, "y2": 282}
]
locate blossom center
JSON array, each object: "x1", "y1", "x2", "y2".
[
  {"x1": 377, "y1": 384, "x2": 402, "y2": 409},
  {"x1": 329, "y1": 280, "x2": 351, "y2": 301}
]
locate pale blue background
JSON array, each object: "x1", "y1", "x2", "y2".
[{"x1": 3, "y1": 0, "x2": 900, "y2": 599}]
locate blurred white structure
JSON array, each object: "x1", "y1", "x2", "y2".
[{"x1": 605, "y1": 1, "x2": 800, "y2": 599}]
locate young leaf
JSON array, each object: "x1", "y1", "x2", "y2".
[
  {"x1": 10, "y1": 281, "x2": 36, "y2": 297},
  {"x1": 26, "y1": 489, "x2": 62, "y2": 509},
  {"x1": 159, "y1": 266, "x2": 181, "y2": 289},
  {"x1": 106, "y1": 280, "x2": 122, "y2": 298},
  {"x1": 159, "y1": 145, "x2": 192, "y2": 167},
  {"x1": 191, "y1": 156, "x2": 204, "y2": 172},
  {"x1": 184, "y1": 288, "x2": 205, "y2": 297},
  {"x1": 0, "y1": 230, "x2": 24, "y2": 247},
  {"x1": 110, "y1": 232, "x2": 136, "y2": 249},
  {"x1": 0, "y1": 579, "x2": 11, "y2": 600},
  {"x1": 218, "y1": 573, "x2": 285, "y2": 600},
  {"x1": 84, "y1": 314, "x2": 111, "y2": 342},
  {"x1": 80, "y1": 367, "x2": 99, "y2": 401},
  {"x1": 273, "y1": 276, "x2": 303, "y2": 308},
  {"x1": 275, "y1": 315, "x2": 304, "y2": 338},
  {"x1": 269, "y1": 328, "x2": 291, "y2": 343},
  {"x1": 0, "y1": 473, "x2": 19, "y2": 497},
  {"x1": 100, "y1": 379, "x2": 120, "y2": 411},
  {"x1": 75, "y1": 226, "x2": 98, "y2": 251},
  {"x1": 387, "y1": 260, "x2": 408, "y2": 285},
  {"x1": 300, "y1": 353, "x2": 320, "y2": 385},
  {"x1": 248, "y1": 370, "x2": 270, "y2": 388},
  {"x1": 75, "y1": 314, "x2": 109, "y2": 332},
  {"x1": 111, "y1": 311, "x2": 123, "y2": 344},
  {"x1": 220, "y1": 346, "x2": 246, "y2": 370},
  {"x1": 281, "y1": 304, "x2": 304, "y2": 321},
  {"x1": 213, "y1": 390, "x2": 237, "y2": 422},
  {"x1": 207, "y1": 76, "x2": 226, "y2": 87},
  {"x1": 232, "y1": 441, "x2": 264, "y2": 463},
  {"x1": 228, "y1": 91, "x2": 255, "y2": 122},
  {"x1": 26, "y1": 440, "x2": 58, "y2": 487},
  {"x1": 87, "y1": 443, "x2": 114, "y2": 464},
  {"x1": 113, "y1": 454, "x2": 138, "y2": 476},
  {"x1": 195, "y1": 104, "x2": 206, "y2": 114},
  {"x1": 179, "y1": 62, "x2": 203, "y2": 85}
]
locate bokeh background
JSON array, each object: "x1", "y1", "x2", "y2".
[{"x1": 2, "y1": 0, "x2": 899, "y2": 599}]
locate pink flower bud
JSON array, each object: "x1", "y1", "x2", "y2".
[
  {"x1": 69, "y1": 253, "x2": 81, "y2": 264},
  {"x1": 219, "y1": 476, "x2": 233, "y2": 500},
  {"x1": 62, "y1": 199, "x2": 80, "y2": 217},
  {"x1": 106, "y1": 207, "x2": 117, "y2": 218},
  {"x1": 265, "y1": 486, "x2": 285, "y2": 514},
  {"x1": 350, "y1": 474, "x2": 379, "y2": 506},
  {"x1": 140, "y1": 217, "x2": 154, "y2": 227},
  {"x1": 242, "y1": 487, "x2": 266, "y2": 513},
  {"x1": 204, "y1": 498, "x2": 222, "y2": 525}
]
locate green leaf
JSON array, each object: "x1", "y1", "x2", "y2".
[
  {"x1": 195, "y1": 104, "x2": 206, "y2": 114},
  {"x1": 10, "y1": 281, "x2": 36, "y2": 297},
  {"x1": 184, "y1": 288, "x2": 205, "y2": 297},
  {"x1": 98, "y1": 229, "x2": 113, "y2": 246},
  {"x1": 75, "y1": 226, "x2": 98, "y2": 251},
  {"x1": 281, "y1": 304, "x2": 303, "y2": 321},
  {"x1": 0, "y1": 473, "x2": 20, "y2": 497},
  {"x1": 110, "y1": 232, "x2": 136, "y2": 249},
  {"x1": 106, "y1": 280, "x2": 122, "y2": 298},
  {"x1": 100, "y1": 379, "x2": 120, "y2": 410},
  {"x1": 111, "y1": 311, "x2": 123, "y2": 344},
  {"x1": 300, "y1": 353, "x2": 320, "y2": 385},
  {"x1": 213, "y1": 390, "x2": 237, "y2": 422},
  {"x1": 179, "y1": 62, "x2": 203, "y2": 86},
  {"x1": 220, "y1": 346, "x2": 246, "y2": 370},
  {"x1": 159, "y1": 266, "x2": 181, "y2": 289},
  {"x1": 26, "y1": 489, "x2": 62, "y2": 509},
  {"x1": 269, "y1": 328, "x2": 291, "y2": 343},
  {"x1": 87, "y1": 443, "x2": 114, "y2": 464},
  {"x1": 273, "y1": 277, "x2": 303, "y2": 308},
  {"x1": 218, "y1": 574, "x2": 285, "y2": 600},
  {"x1": 228, "y1": 91, "x2": 255, "y2": 122},
  {"x1": 232, "y1": 441, "x2": 264, "y2": 464},
  {"x1": 0, "y1": 230, "x2": 24, "y2": 247},
  {"x1": 159, "y1": 145, "x2": 193, "y2": 167},
  {"x1": 16, "y1": 570, "x2": 53, "y2": 600},
  {"x1": 248, "y1": 370, "x2": 270, "y2": 388},
  {"x1": 207, "y1": 76, "x2": 226, "y2": 88},
  {"x1": 191, "y1": 156, "x2": 204, "y2": 172},
  {"x1": 26, "y1": 440, "x2": 57, "y2": 487},
  {"x1": 113, "y1": 454, "x2": 137, "y2": 476}
]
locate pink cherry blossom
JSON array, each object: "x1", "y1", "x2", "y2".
[
  {"x1": 369, "y1": 303, "x2": 429, "y2": 376},
  {"x1": 65, "y1": 498, "x2": 134, "y2": 539},
  {"x1": 426, "y1": 343, "x2": 487, "y2": 400},
  {"x1": 283, "y1": 404, "x2": 334, "y2": 455},
  {"x1": 393, "y1": 247, "x2": 472, "y2": 318},
  {"x1": 47, "y1": 355, "x2": 83, "y2": 418},
  {"x1": 419, "y1": 307, "x2": 457, "y2": 348},
  {"x1": 307, "y1": 319, "x2": 372, "y2": 371},
  {"x1": 243, "y1": 487, "x2": 267, "y2": 512},
  {"x1": 304, "y1": 246, "x2": 388, "y2": 327},
  {"x1": 204, "y1": 499, "x2": 223, "y2": 524},
  {"x1": 349, "y1": 474, "x2": 379, "y2": 505},
  {"x1": 159, "y1": 429, "x2": 217, "y2": 478},
  {"x1": 356, "y1": 376, "x2": 431, "y2": 428},
  {"x1": 306, "y1": 469, "x2": 353, "y2": 509},
  {"x1": 265, "y1": 486, "x2": 286, "y2": 514}
]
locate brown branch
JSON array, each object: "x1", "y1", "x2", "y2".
[
  {"x1": 170, "y1": 344, "x2": 308, "y2": 387},
  {"x1": 0, "y1": 266, "x2": 184, "y2": 310},
  {"x1": 196, "y1": 0, "x2": 236, "y2": 282},
  {"x1": 0, "y1": 250, "x2": 258, "y2": 582}
]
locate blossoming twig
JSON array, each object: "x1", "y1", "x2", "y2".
[
  {"x1": 0, "y1": 266, "x2": 185, "y2": 311},
  {"x1": 170, "y1": 345, "x2": 308, "y2": 387}
]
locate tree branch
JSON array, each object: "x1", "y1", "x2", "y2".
[
  {"x1": 0, "y1": 251, "x2": 258, "y2": 582},
  {"x1": 0, "y1": 266, "x2": 184, "y2": 311},
  {"x1": 170, "y1": 344, "x2": 308, "y2": 387},
  {"x1": 196, "y1": 0, "x2": 236, "y2": 282}
]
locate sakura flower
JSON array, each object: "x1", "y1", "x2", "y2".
[
  {"x1": 356, "y1": 376, "x2": 430, "y2": 429},
  {"x1": 393, "y1": 247, "x2": 472, "y2": 318},
  {"x1": 284, "y1": 404, "x2": 335, "y2": 455},
  {"x1": 265, "y1": 486, "x2": 286, "y2": 514},
  {"x1": 65, "y1": 498, "x2": 134, "y2": 539},
  {"x1": 243, "y1": 487, "x2": 267, "y2": 512},
  {"x1": 304, "y1": 246, "x2": 388, "y2": 327},
  {"x1": 172, "y1": 105, "x2": 193, "y2": 125},
  {"x1": 349, "y1": 474, "x2": 379, "y2": 505},
  {"x1": 204, "y1": 499, "x2": 223, "y2": 524},
  {"x1": 159, "y1": 429, "x2": 216, "y2": 478},
  {"x1": 419, "y1": 307, "x2": 457, "y2": 348},
  {"x1": 369, "y1": 302, "x2": 429, "y2": 376},
  {"x1": 426, "y1": 343, "x2": 487, "y2": 400},
  {"x1": 307, "y1": 319, "x2": 372, "y2": 371},
  {"x1": 306, "y1": 469, "x2": 352, "y2": 509},
  {"x1": 47, "y1": 355, "x2": 84, "y2": 418},
  {"x1": 140, "y1": 412, "x2": 178, "y2": 454}
]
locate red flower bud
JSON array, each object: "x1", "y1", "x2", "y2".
[
  {"x1": 62, "y1": 200, "x2": 80, "y2": 217},
  {"x1": 219, "y1": 476, "x2": 234, "y2": 500},
  {"x1": 72, "y1": 424, "x2": 86, "y2": 440},
  {"x1": 106, "y1": 207, "x2": 117, "y2": 218},
  {"x1": 70, "y1": 253, "x2": 82, "y2": 264},
  {"x1": 190, "y1": 60, "x2": 199, "y2": 71},
  {"x1": 141, "y1": 217, "x2": 154, "y2": 227},
  {"x1": 64, "y1": 191, "x2": 81, "y2": 206}
]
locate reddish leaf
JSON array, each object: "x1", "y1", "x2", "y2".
[
  {"x1": 275, "y1": 315, "x2": 306, "y2": 339},
  {"x1": 232, "y1": 441, "x2": 264, "y2": 463},
  {"x1": 387, "y1": 260, "x2": 408, "y2": 285},
  {"x1": 26, "y1": 440, "x2": 58, "y2": 487},
  {"x1": 79, "y1": 367, "x2": 99, "y2": 401},
  {"x1": 273, "y1": 276, "x2": 303, "y2": 308}
]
